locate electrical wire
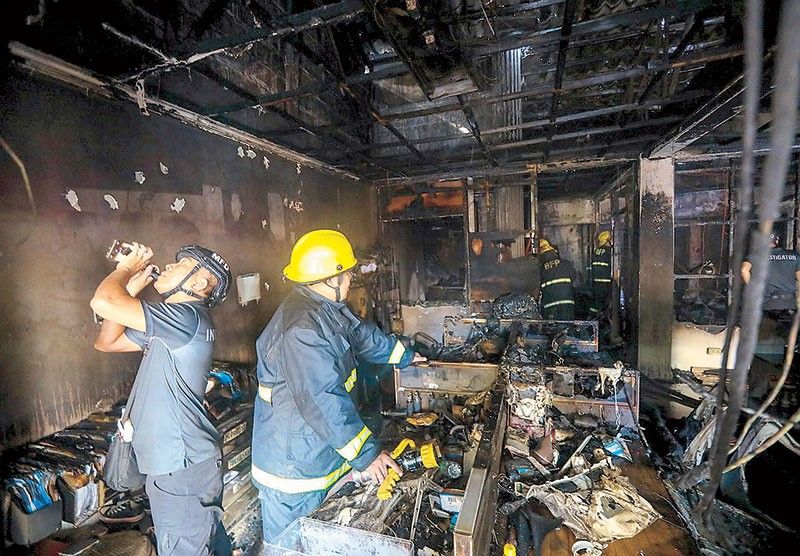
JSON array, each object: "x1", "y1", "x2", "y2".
[
  {"x1": 699, "y1": 0, "x2": 800, "y2": 517},
  {"x1": 723, "y1": 405, "x2": 800, "y2": 473},
  {"x1": 697, "y1": 0, "x2": 764, "y2": 517},
  {"x1": 715, "y1": 14, "x2": 763, "y2": 420},
  {"x1": 729, "y1": 309, "x2": 800, "y2": 455},
  {"x1": 0, "y1": 136, "x2": 37, "y2": 216}
]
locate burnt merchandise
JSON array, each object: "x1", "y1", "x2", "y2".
[{"x1": 493, "y1": 294, "x2": 542, "y2": 320}]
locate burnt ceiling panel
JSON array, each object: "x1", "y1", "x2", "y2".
[{"x1": 5, "y1": 0, "x2": 775, "y2": 193}]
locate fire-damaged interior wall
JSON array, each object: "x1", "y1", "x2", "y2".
[
  {"x1": 539, "y1": 197, "x2": 596, "y2": 288},
  {"x1": 0, "y1": 72, "x2": 376, "y2": 450}
]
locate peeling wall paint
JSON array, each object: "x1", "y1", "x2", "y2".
[{"x1": 0, "y1": 71, "x2": 374, "y2": 450}]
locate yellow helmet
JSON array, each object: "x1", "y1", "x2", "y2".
[
  {"x1": 283, "y1": 229, "x2": 358, "y2": 283},
  {"x1": 597, "y1": 230, "x2": 612, "y2": 246},
  {"x1": 538, "y1": 238, "x2": 554, "y2": 253}
]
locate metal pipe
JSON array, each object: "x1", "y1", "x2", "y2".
[
  {"x1": 610, "y1": 190, "x2": 622, "y2": 343},
  {"x1": 724, "y1": 404, "x2": 800, "y2": 473}
]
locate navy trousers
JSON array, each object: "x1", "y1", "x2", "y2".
[{"x1": 259, "y1": 487, "x2": 326, "y2": 543}]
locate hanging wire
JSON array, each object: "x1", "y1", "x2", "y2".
[
  {"x1": 729, "y1": 309, "x2": 800, "y2": 454},
  {"x1": 698, "y1": 0, "x2": 800, "y2": 518},
  {"x1": 724, "y1": 404, "x2": 800, "y2": 473},
  {"x1": 715, "y1": 3, "x2": 764, "y2": 408},
  {"x1": 696, "y1": 0, "x2": 764, "y2": 516},
  {"x1": 0, "y1": 137, "x2": 37, "y2": 216}
]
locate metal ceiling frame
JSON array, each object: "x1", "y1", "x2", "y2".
[
  {"x1": 543, "y1": 0, "x2": 578, "y2": 155},
  {"x1": 376, "y1": 46, "x2": 742, "y2": 122},
  {"x1": 650, "y1": 58, "x2": 774, "y2": 158},
  {"x1": 8, "y1": 42, "x2": 362, "y2": 180},
  {"x1": 468, "y1": 0, "x2": 712, "y2": 56},
  {"x1": 116, "y1": 0, "x2": 366, "y2": 82},
  {"x1": 249, "y1": 18, "x2": 713, "y2": 128},
  {"x1": 365, "y1": 132, "x2": 663, "y2": 185},
  {"x1": 342, "y1": 113, "x2": 676, "y2": 161},
  {"x1": 7, "y1": 0, "x2": 747, "y2": 189}
]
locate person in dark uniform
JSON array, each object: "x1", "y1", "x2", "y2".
[
  {"x1": 741, "y1": 231, "x2": 800, "y2": 314},
  {"x1": 589, "y1": 230, "x2": 613, "y2": 316},
  {"x1": 91, "y1": 242, "x2": 233, "y2": 556},
  {"x1": 537, "y1": 238, "x2": 575, "y2": 320}
]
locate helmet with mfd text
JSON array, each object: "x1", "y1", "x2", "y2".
[{"x1": 174, "y1": 245, "x2": 232, "y2": 307}]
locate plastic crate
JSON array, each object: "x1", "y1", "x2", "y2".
[{"x1": 262, "y1": 518, "x2": 413, "y2": 556}]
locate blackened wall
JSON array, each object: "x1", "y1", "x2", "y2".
[{"x1": 0, "y1": 72, "x2": 375, "y2": 450}]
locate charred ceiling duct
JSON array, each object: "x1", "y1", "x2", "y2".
[{"x1": 367, "y1": 0, "x2": 491, "y2": 99}]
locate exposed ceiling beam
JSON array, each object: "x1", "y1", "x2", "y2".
[
  {"x1": 469, "y1": 0, "x2": 713, "y2": 56},
  {"x1": 310, "y1": 90, "x2": 708, "y2": 157},
  {"x1": 237, "y1": 5, "x2": 428, "y2": 164},
  {"x1": 360, "y1": 139, "x2": 658, "y2": 188},
  {"x1": 379, "y1": 46, "x2": 742, "y2": 122},
  {"x1": 301, "y1": 83, "x2": 705, "y2": 138},
  {"x1": 492, "y1": 116, "x2": 682, "y2": 153},
  {"x1": 8, "y1": 42, "x2": 362, "y2": 180},
  {"x1": 362, "y1": 116, "x2": 679, "y2": 164},
  {"x1": 650, "y1": 59, "x2": 773, "y2": 158},
  {"x1": 190, "y1": 67, "x2": 407, "y2": 176},
  {"x1": 206, "y1": 13, "x2": 714, "y2": 125},
  {"x1": 100, "y1": 1, "x2": 383, "y2": 167},
  {"x1": 203, "y1": 62, "x2": 408, "y2": 115},
  {"x1": 544, "y1": 0, "x2": 578, "y2": 154},
  {"x1": 115, "y1": 0, "x2": 365, "y2": 82},
  {"x1": 372, "y1": 152, "x2": 638, "y2": 187},
  {"x1": 238, "y1": 29, "x2": 680, "y2": 130},
  {"x1": 193, "y1": 66, "x2": 359, "y2": 146},
  {"x1": 489, "y1": 0, "x2": 565, "y2": 18},
  {"x1": 637, "y1": 12, "x2": 707, "y2": 104},
  {"x1": 675, "y1": 137, "x2": 800, "y2": 162},
  {"x1": 457, "y1": 95, "x2": 497, "y2": 166}
]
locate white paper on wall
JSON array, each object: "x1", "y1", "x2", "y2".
[{"x1": 236, "y1": 273, "x2": 262, "y2": 306}]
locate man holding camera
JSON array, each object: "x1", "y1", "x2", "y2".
[{"x1": 91, "y1": 241, "x2": 233, "y2": 556}]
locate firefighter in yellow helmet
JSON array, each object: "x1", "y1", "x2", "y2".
[
  {"x1": 590, "y1": 230, "x2": 613, "y2": 315},
  {"x1": 251, "y1": 229, "x2": 423, "y2": 541},
  {"x1": 537, "y1": 238, "x2": 575, "y2": 320}
]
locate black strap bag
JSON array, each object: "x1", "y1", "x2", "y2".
[{"x1": 103, "y1": 374, "x2": 145, "y2": 492}]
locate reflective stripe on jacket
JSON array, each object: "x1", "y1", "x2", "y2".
[
  {"x1": 251, "y1": 285, "x2": 414, "y2": 494},
  {"x1": 591, "y1": 246, "x2": 612, "y2": 284},
  {"x1": 538, "y1": 249, "x2": 574, "y2": 308}
]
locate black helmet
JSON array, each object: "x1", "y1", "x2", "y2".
[{"x1": 176, "y1": 245, "x2": 232, "y2": 307}]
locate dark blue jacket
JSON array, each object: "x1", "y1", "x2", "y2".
[
  {"x1": 538, "y1": 249, "x2": 575, "y2": 310},
  {"x1": 251, "y1": 286, "x2": 414, "y2": 494}
]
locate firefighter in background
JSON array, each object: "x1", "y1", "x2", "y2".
[
  {"x1": 537, "y1": 238, "x2": 576, "y2": 320},
  {"x1": 251, "y1": 229, "x2": 424, "y2": 542},
  {"x1": 589, "y1": 230, "x2": 613, "y2": 315}
]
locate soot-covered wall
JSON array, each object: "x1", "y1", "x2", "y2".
[{"x1": 0, "y1": 72, "x2": 375, "y2": 450}]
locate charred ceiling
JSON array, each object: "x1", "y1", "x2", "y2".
[{"x1": 5, "y1": 0, "x2": 781, "y2": 194}]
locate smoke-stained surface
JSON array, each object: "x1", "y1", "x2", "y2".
[{"x1": 0, "y1": 72, "x2": 375, "y2": 450}]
